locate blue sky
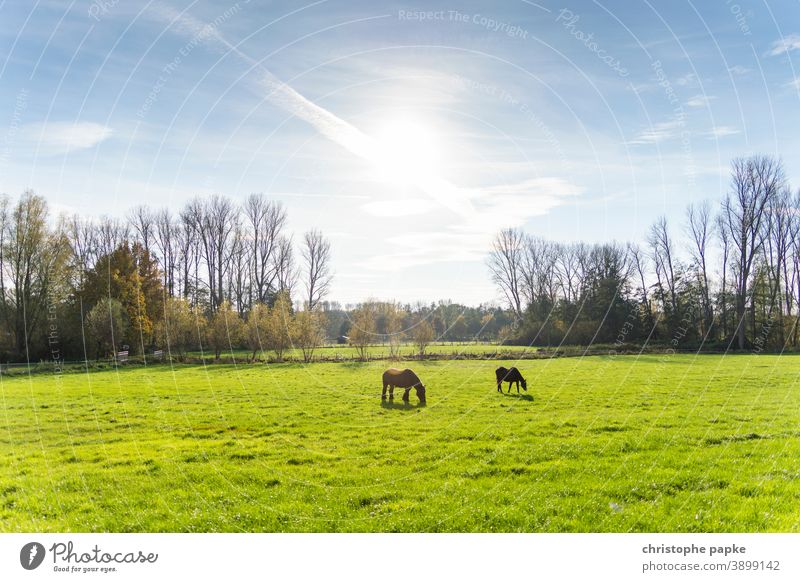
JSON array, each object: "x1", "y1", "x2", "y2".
[{"x1": 1, "y1": 0, "x2": 799, "y2": 305}]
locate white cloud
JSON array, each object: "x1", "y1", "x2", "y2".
[
  {"x1": 675, "y1": 73, "x2": 699, "y2": 87},
  {"x1": 728, "y1": 65, "x2": 750, "y2": 76},
  {"x1": 20, "y1": 121, "x2": 113, "y2": 155},
  {"x1": 769, "y1": 34, "x2": 800, "y2": 55},
  {"x1": 686, "y1": 94, "x2": 715, "y2": 108},
  {"x1": 628, "y1": 120, "x2": 683, "y2": 145},
  {"x1": 787, "y1": 78, "x2": 800, "y2": 89},
  {"x1": 359, "y1": 177, "x2": 580, "y2": 271},
  {"x1": 704, "y1": 126, "x2": 740, "y2": 139},
  {"x1": 361, "y1": 198, "x2": 438, "y2": 217},
  {"x1": 628, "y1": 118, "x2": 740, "y2": 145}
]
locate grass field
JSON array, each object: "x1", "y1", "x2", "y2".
[
  {"x1": 185, "y1": 341, "x2": 537, "y2": 362},
  {"x1": 1, "y1": 354, "x2": 799, "y2": 532}
]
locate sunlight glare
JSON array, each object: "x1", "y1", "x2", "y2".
[{"x1": 372, "y1": 118, "x2": 442, "y2": 184}]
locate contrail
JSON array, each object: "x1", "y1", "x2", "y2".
[{"x1": 150, "y1": 4, "x2": 476, "y2": 218}]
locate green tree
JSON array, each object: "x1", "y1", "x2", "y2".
[
  {"x1": 349, "y1": 302, "x2": 376, "y2": 360},
  {"x1": 155, "y1": 297, "x2": 204, "y2": 358},
  {"x1": 294, "y1": 309, "x2": 325, "y2": 363},
  {"x1": 382, "y1": 302, "x2": 405, "y2": 358},
  {"x1": 0, "y1": 192, "x2": 71, "y2": 358},
  {"x1": 267, "y1": 291, "x2": 294, "y2": 361},
  {"x1": 86, "y1": 298, "x2": 129, "y2": 358},
  {"x1": 207, "y1": 301, "x2": 243, "y2": 360},
  {"x1": 245, "y1": 302, "x2": 270, "y2": 362},
  {"x1": 413, "y1": 319, "x2": 435, "y2": 356},
  {"x1": 81, "y1": 242, "x2": 163, "y2": 353}
]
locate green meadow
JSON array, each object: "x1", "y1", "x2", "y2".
[
  {"x1": 184, "y1": 341, "x2": 538, "y2": 362},
  {"x1": 1, "y1": 354, "x2": 799, "y2": 532}
]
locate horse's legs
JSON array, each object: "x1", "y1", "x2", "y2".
[
  {"x1": 507, "y1": 382, "x2": 512, "y2": 393},
  {"x1": 497, "y1": 380, "x2": 502, "y2": 392},
  {"x1": 389, "y1": 385, "x2": 395, "y2": 400},
  {"x1": 516, "y1": 381, "x2": 520, "y2": 393},
  {"x1": 402, "y1": 388, "x2": 410, "y2": 403},
  {"x1": 382, "y1": 383, "x2": 388, "y2": 400}
]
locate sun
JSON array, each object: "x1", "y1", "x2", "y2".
[
  {"x1": 371, "y1": 117, "x2": 442, "y2": 184},
  {"x1": 364, "y1": 115, "x2": 474, "y2": 217}
]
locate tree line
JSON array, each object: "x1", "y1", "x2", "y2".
[
  {"x1": 0, "y1": 187, "x2": 522, "y2": 363},
  {"x1": 324, "y1": 300, "x2": 516, "y2": 358},
  {"x1": 488, "y1": 155, "x2": 799, "y2": 351},
  {"x1": 0, "y1": 191, "x2": 334, "y2": 362},
  {"x1": 6, "y1": 153, "x2": 793, "y2": 363},
  {"x1": 0, "y1": 189, "x2": 513, "y2": 364}
]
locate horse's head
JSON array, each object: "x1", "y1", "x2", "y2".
[
  {"x1": 415, "y1": 384, "x2": 427, "y2": 405},
  {"x1": 521, "y1": 378, "x2": 527, "y2": 391}
]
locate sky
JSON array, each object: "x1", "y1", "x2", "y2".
[{"x1": 1, "y1": 0, "x2": 799, "y2": 306}]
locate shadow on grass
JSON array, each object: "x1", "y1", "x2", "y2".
[
  {"x1": 380, "y1": 399, "x2": 426, "y2": 410},
  {"x1": 500, "y1": 392, "x2": 534, "y2": 402}
]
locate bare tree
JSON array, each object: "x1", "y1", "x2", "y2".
[
  {"x1": 127, "y1": 205, "x2": 156, "y2": 256},
  {"x1": 648, "y1": 216, "x2": 679, "y2": 318},
  {"x1": 302, "y1": 229, "x2": 332, "y2": 311},
  {"x1": 687, "y1": 201, "x2": 714, "y2": 335},
  {"x1": 192, "y1": 195, "x2": 238, "y2": 312},
  {"x1": 627, "y1": 242, "x2": 653, "y2": 326},
  {"x1": 0, "y1": 196, "x2": 9, "y2": 324},
  {"x1": 763, "y1": 188, "x2": 794, "y2": 344},
  {"x1": 96, "y1": 216, "x2": 130, "y2": 257},
  {"x1": 488, "y1": 228, "x2": 525, "y2": 317},
  {"x1": 178, "y1": 204, "x2": 201, "y2": 302},
  {"x1": 153, "y1": 209, "x2": 179, "y2": 297},
  {"x1": 227, "y1": 221, "x2": 250, "y2": 312},
  {"x1": 574, "y1": 242, "x2": 593, "y2": 301},
  {"x1": 716, "y1": 212, "x2": 731, "y2": 339},
  {"x1": 243, "y1": 194, "x2": 286, "y2": 304},
  {"x1": 790, "y1": 190, "x2": 800, "y2": 345},
  {"x1": 720, "y1": 155, "x2": 784, "y2": 349},
  {"x1": 275, "y1": 235, "x2": 297, "y2": 297},
  {"x1": 520, "y1": 236, "x2": 559, "y2": 309},
  {"x1": 63, "y1": 214, "x2": 98, "y2": 289},
  {"x1": 555, "y1": 243, "x2": 581, "y2": 304}
]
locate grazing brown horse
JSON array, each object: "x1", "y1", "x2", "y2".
[
  {"x1": 495, "y1": 366, "x2": 527, "y2": 393},
  {"x1": 382, "y1": 368, "x2": 426, "y2": 405}
]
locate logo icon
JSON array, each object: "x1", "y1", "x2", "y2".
[{"x1": 20, "y1": 542, "x2": 46, "y2": 570}]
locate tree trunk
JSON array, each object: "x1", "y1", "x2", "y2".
[{"x1": 736, "y1": 294, "x2": 746, "y2": 350}]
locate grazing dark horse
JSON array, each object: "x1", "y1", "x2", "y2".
[
  {"x1": 495, "y1": 366, "x2": 527, "y2": 393},
  {"x1": 382, "y1": 368, "x2": 426, "y2": 405}
]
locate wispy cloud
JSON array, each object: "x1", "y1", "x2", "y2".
[
  {"x1": 627, "y1": 116, "x2": 740, "y2": 146},
  {"x1": 728, "y1": 65, "x2": 750, "y2": 76},
  {"x1": 627, "y1": 120, "x2": 683, "y2": 145},
  {"x1": 19, "y1": 121, "x2": 113, "y2": 155},
  {"x1": 675, "y1": 73, "x2": 699, "y2": 87},
  {"x1": 360, "y1": 178, "x2": 580, "y2": 270},
  {"x1": 686, "y1": 94, "x2": 715, "y2": 108},
  {"x1": 150, "y1": 4, "x2": 477, "y2": 218},
  {"x1": 768, "y1": 34, "x2": 800, "y2": 55},
  {"x1": 704, "y1": 126, "x2": 740, "y2": 139},
  {"x1": 787, "y1": 78, "x2": 800, "y2": 89},
  {"x1": 361, "y1": 198, "x2": 437, "y2": 217}
]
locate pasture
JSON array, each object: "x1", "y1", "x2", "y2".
[
  {"x1": 1, "y1": 354, "x2": 799, "y2": 532},
  {"x1": 184, "y1": 341, "x2": 537, "y2": 362}
]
